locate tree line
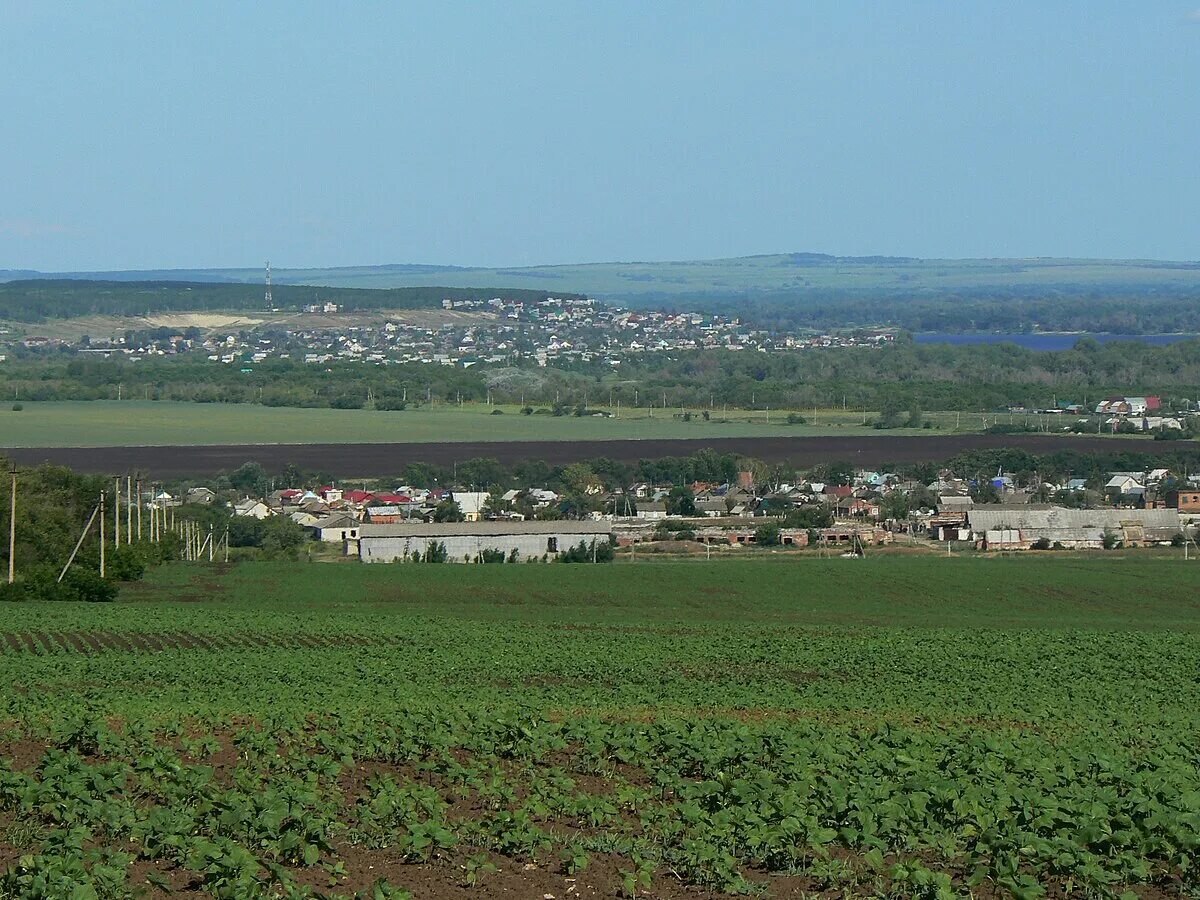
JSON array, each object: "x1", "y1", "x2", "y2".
[{"x1": 4, "y1": 339, "x2": 1200, "y2": 413}]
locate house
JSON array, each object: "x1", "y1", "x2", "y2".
[
  {"x1": 966, "y1": 505, "x2": 1182, "y2": 550},
  {"x1": 1167, "y1": 490, "x2": 1200, "y2": 513},
  {"x1": 635, "y1": 501, "x2": 668, "y2": 520},
  {"x1": 312, "y1": 514, "x2": 360, "y2": 543},
  {"x1": 1104, "y1": 474, "x2": 1147, "y2": 504},
  {"x1": 1095, "y1": 396, "x2": 1160, "y2": 416},
  {"x1": 451, "y1": 491, "x2": 490, "y2": 521},
  {"x1": 317, "y1": 486, "x2": 344, "y2": 503},
  {"x1": 937, "y1": 495, "x2": 974, "y2": 513},
  {"x1": 835, "y1": 497, "x2": 880, "y2": 519},
  {"x1": 353, "y1": 520, "x2": 613, "y2": 563},
  {"x1": 232, "y1": 498, "x2": 272, "y2": 519},
  {"x1": 694, "y1": 499, "x2": 729, "y2": 517},
  {"x1": 185, "y1": 487, "x2": 216, "y2": 505},
  {"x1": 364, "y1": 505, "x2": 408, "y2": 524}
]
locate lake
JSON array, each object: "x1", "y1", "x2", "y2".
[{"x1": 914, "y1": 333, "x2": 1198, "y2": 351}]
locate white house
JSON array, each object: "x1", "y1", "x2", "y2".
[{"x1": 232, "y1": 498, "x2": 272, "y2": 519}]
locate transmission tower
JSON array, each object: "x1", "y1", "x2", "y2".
[{"x1": 264, "y1": 261, "x2": 273, "y2": 307}]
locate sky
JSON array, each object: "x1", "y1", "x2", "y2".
[{"x1": 2, "y1": 2, "x2": 1199, "y2": 271}]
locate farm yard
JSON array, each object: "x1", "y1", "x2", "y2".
[{"x1": 1, "y1": 557, "x2": 1199, "y2": 898}]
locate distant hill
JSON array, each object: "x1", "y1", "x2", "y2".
[
  {"x1": 6, "y1": 252, "x2": 1200, "y2": 298},
  {"x1": 4, "y1": 253, "x2": 1200, "y2": 332}
]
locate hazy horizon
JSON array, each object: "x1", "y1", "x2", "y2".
[{"x1": 3, "y1": 2, "x2": 1199, "y2": 271}]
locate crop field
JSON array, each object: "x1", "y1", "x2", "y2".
[
  {"x1": 1, "y1": 556, "x2": 1199, "y2": 898},
  {"x1": 0, "y1": 401, "x2": 919, "y2": 448}
]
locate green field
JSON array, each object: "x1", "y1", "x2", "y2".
[
  {"x1": 0, "y1": 400, "x2": 1000, "y2": 447},
  {"x1": 1, "y1": 556, "x2": 1199, "y2": 897}
]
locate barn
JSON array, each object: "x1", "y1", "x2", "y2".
[{"x1": 351, "y1": 520, "x2": 613, "y2": 563}]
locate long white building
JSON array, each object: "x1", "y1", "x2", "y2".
[{"x1": 351, "y1": 520, "x2": 613, "y2": 563}]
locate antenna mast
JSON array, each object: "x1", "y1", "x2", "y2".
[{"x1": 264, "y1": 260, "x2": 273, "y2": 307}]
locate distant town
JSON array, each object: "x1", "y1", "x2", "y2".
[{"x1": 8, "y1": 295, "x2": 896, "y2": 368}]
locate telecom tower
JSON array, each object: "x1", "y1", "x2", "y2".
[{"x1": 264, "y1": 261, "x2": 273, "y2": 307}]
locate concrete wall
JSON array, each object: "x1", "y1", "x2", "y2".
[{"x1": 360, "y1": 531, "x2": 611, "y2": 563}]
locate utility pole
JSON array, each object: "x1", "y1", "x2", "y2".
[
  {"x1": 99, "y1": 492, "x2": 105, "y2": 579},
  {"x1": 7, "y1": 468, "x2": 15, "y2": 585},
  {"x1": 114, "y1": 477, "x2": 121, "y2": 549},
  {"x1": 136, "y1": 477, "x2": 143, "y2": 542},
  {"x1": 126, "y1": 475, "x2": 133, "y2": 545},
  {"x1": 59, "y1": 500, "x2": 101, "y2": 583}
]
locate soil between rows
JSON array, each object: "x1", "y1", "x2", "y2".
[{"x1": 0, "y1": 433, "x2": 1166, "y2": 477}]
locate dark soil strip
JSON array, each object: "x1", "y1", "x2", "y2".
[
  {"x1": 50, "y1": 633, "x2": 73, "y2": 653},
  {"x1": 18, "y1": 633, "x2": 41, "y2": 654},
  {"x1": 63, "y1": 633, "x2": 92, "y2": 653},
  {"x1": 2, "y1": 634, "x2": 24, "y2": 653},
  {"x1": 0, "y1": 433, "x2": 1165, "y2": 477},
  {"x1": 79, "y1": 632, "x2": 106, "y2": 653}
]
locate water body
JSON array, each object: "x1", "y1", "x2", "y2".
[{"x1": 915, "y1": 332, "x2": 1198, "y2": 350}]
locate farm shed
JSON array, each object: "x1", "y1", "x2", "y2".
[
  {"x1": 352, "y1": 521, "x2": 613, "y2": 563},
  {"x1": 966, "y1": 505, "x2": 1182, "y2": 550}
]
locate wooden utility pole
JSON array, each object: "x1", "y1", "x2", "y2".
[
  {"x1": 126, "y1": 475, "x2": 132, "y2": 545},
  {"x1": 136, "y1": 477, "x2": 143, "y2": 542},
  {"x1": 99, "y1": 493, "x2": 105, "y2": 578},
  {"x1": 7, "y1": 468, "x2": 15, "y2": 585},
  {"x1": 59, "y1": 501, "x2": 101, "y2": 583},
  {"x1": 114, "y1": 477, "x2": 121, "y2": 549}
]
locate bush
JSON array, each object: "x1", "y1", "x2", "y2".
[
  {"x1": 11, "y1": 403, "x2": 22, "y2": 411},
  {"x1": 559, "y1": 539, "x2": 615, "y2": 563},
  {"x1": 0, "y1": 582, "x2": 28, "y2": 602},
  {"x1": 490, "y1": 409, "x2": 504, "y2": 415},
  {"x1": 754, "y1": 524, "x2": 782, "y2": 546},
  {"x1": 25, "y1": 567, "x2": 118, "y2": 602},
  {"x1": 107, "y1": 545, "x2": 148, "y2": 581},
  {"x1": 786, "y1": 413, "x2": 807, "y2": 425},
  {"x1": 1031, "y1": 537, "x2": 1052, "y2": 550}
]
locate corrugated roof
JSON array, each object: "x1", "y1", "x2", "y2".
[
  {"x1": 360, "y1": 521, "x2": 611, "y2": 538},
  {"x1": 967, "y1": 505, "x2": 1180, "y2": 532}
]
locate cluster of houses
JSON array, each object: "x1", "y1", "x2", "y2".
[
  {"x1": 155, "y1": 463, "x2": 1199, "y2": 562},
  {"x1": 14, "y1": 293, "x2": 897, "y2": 371}
]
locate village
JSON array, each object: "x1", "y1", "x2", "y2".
[
  {"x1": 9, "y1": 295, "x2": 897, "y2": 368},
  {"x1": 150, "y1": 459, "x2": 1200, "y2": 564}
]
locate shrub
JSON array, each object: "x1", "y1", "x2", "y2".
[
  {"x1": 559, "y1": 539, "x2": 615, "y2": 563},
  {"x1": 11, "y1": 403, "x2": 22, "y2": 411},
  {"x1": 1031, "y1": 537, "x2": 1052, "y2": 550},
  {"x1": 754, "y1": 524, "x2": 782, "y2": 546}
]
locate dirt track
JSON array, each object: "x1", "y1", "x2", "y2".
[{"x1": 0, "y1": 434, "x2": 1172, "y2": 477}]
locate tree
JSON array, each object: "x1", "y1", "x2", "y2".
[
  {"x1": 230, "y1": 462, "x2": 267, "y2": 494},
  {"x1": 880, "y1": 491, "x2": 911, "y2": 521},
  {"x1": 665, "y1": 486, "x2": 696, "y2": 517},
  {"x1": 754, "y1": 524, "x2": 781, "y2": 546},
  {"x1": 783, "y1": 505, "x2": 833, "y2": 529},
  {"x1": 970, "y1": 481, "x2": 1002, "y2": 504},
  {"x1": 432, "y1": 499, "x2": 464, "y2": 522}
]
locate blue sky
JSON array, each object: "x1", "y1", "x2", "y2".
[{"x1": 2, "y1": 2, "x2": 1198, "y2": 270}]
